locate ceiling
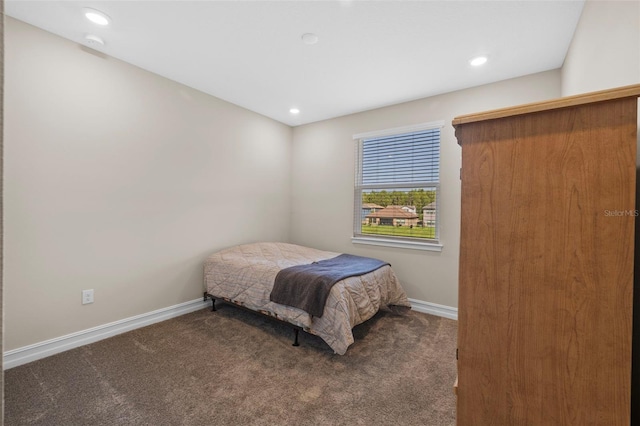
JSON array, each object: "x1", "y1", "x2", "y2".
[{"x1": 6, "y1": 0, "x2": 585, "y2": 127}]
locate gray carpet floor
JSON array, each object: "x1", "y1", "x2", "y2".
[{"x1": 5, "y1": 304, "x2": 458, "y2": 425}]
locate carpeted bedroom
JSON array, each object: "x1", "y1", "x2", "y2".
[{"x1": 3, "y1": 1, "x2": 638, "y2": 425}]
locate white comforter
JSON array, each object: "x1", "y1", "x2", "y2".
[{"x1": 203, "y1": 242, "x2": 411, "y2": 354}]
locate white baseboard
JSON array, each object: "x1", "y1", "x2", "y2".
[
  {"x1": 409, "y1": 298, "x2": 458, "y2": 320},
  {"x1": 4, "y1": 296, "x2": 453, "y2": 369},
  {"x1": 3, "y1": 298, "x2": 209, "y2": 370}
]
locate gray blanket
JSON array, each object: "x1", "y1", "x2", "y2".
[{"x1": 270, "y1": 254, "x2": 390, "y2": 317}]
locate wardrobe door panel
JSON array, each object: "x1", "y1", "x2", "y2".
[{"x1": 456, "y1": 98, "x2": 636, "y2": 425}]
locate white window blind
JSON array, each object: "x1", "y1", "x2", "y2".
[
  {"x1": 353, "y1": 122, "x2": 442, "y2": 250},
  {"x1": 361, "y1": 130, "x2": 440, "y2": 185}
]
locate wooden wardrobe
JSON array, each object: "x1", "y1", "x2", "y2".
[{"x1": 453, "y1": 84, "x2": 640, "y2": 425}]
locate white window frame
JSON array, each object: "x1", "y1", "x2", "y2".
[{"x1": 352, "y1": 121, "x2": 444, "y2": 252}]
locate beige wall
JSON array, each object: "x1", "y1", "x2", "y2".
[
  {"x1": 289, "y1": 0, "x2": 640, "y2": 310},
  {"x1": 4, "y1": 18, "x2": 292, "y2": 350},
  {"x1": 290, "y1": 70, "x2": 561, "y2": 308},
  {"x1": 9, "y1": 0, "x2": 633, "y2": 353},
  {"x1": 561, "y1": 0, "x2": 640, "y2": 95}
]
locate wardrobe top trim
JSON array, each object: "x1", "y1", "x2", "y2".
[{"x1": 452, "y1": 84, "x2": 640, "y2": 127}]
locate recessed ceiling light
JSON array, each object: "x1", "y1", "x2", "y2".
[
  {"x1": 290, "y1": 108, "x2": 300, "y2": 114},
  {"x1": 470, "y1": 56, "x2": 488, "y2": 67},
  {"x1": 84, "y1": 8, "x2": 111, "y2": 26},
  {"x1": 301, "y1": 33, "x2": 319, "y2": 45},
  {"x1": 85, "y1": 34, "x2": 105, "y2": 46}
]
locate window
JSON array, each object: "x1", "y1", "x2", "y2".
[{"x1": 353, "y1": 121, "x2": 443, "y2": 251}]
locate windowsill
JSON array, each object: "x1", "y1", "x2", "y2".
[{"x1": 351, "y1": 236, "x2": 443, "y2": 252}]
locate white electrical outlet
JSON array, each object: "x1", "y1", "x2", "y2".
[{"x1": 82, "y1": 289, "x2": 94, "y2": 305}]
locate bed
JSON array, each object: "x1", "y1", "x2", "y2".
[{"x1": 203, "y1": 242, "x2": 411, "y2": 354}]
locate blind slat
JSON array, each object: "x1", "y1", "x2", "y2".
[{"x1": 361, "y1": 129, "x2": 440, "y2": 186}]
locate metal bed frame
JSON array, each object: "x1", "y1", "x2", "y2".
[{"x1": 203, "y1": 292, "x2": 302, "y2": 346}]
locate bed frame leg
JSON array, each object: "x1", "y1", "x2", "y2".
[
  {"x1": 293, "y1": 328, "x2": 300, "y2": 347},
  {"x1": 203, "y1": 292, "x2": 216, "y2": 312}
]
